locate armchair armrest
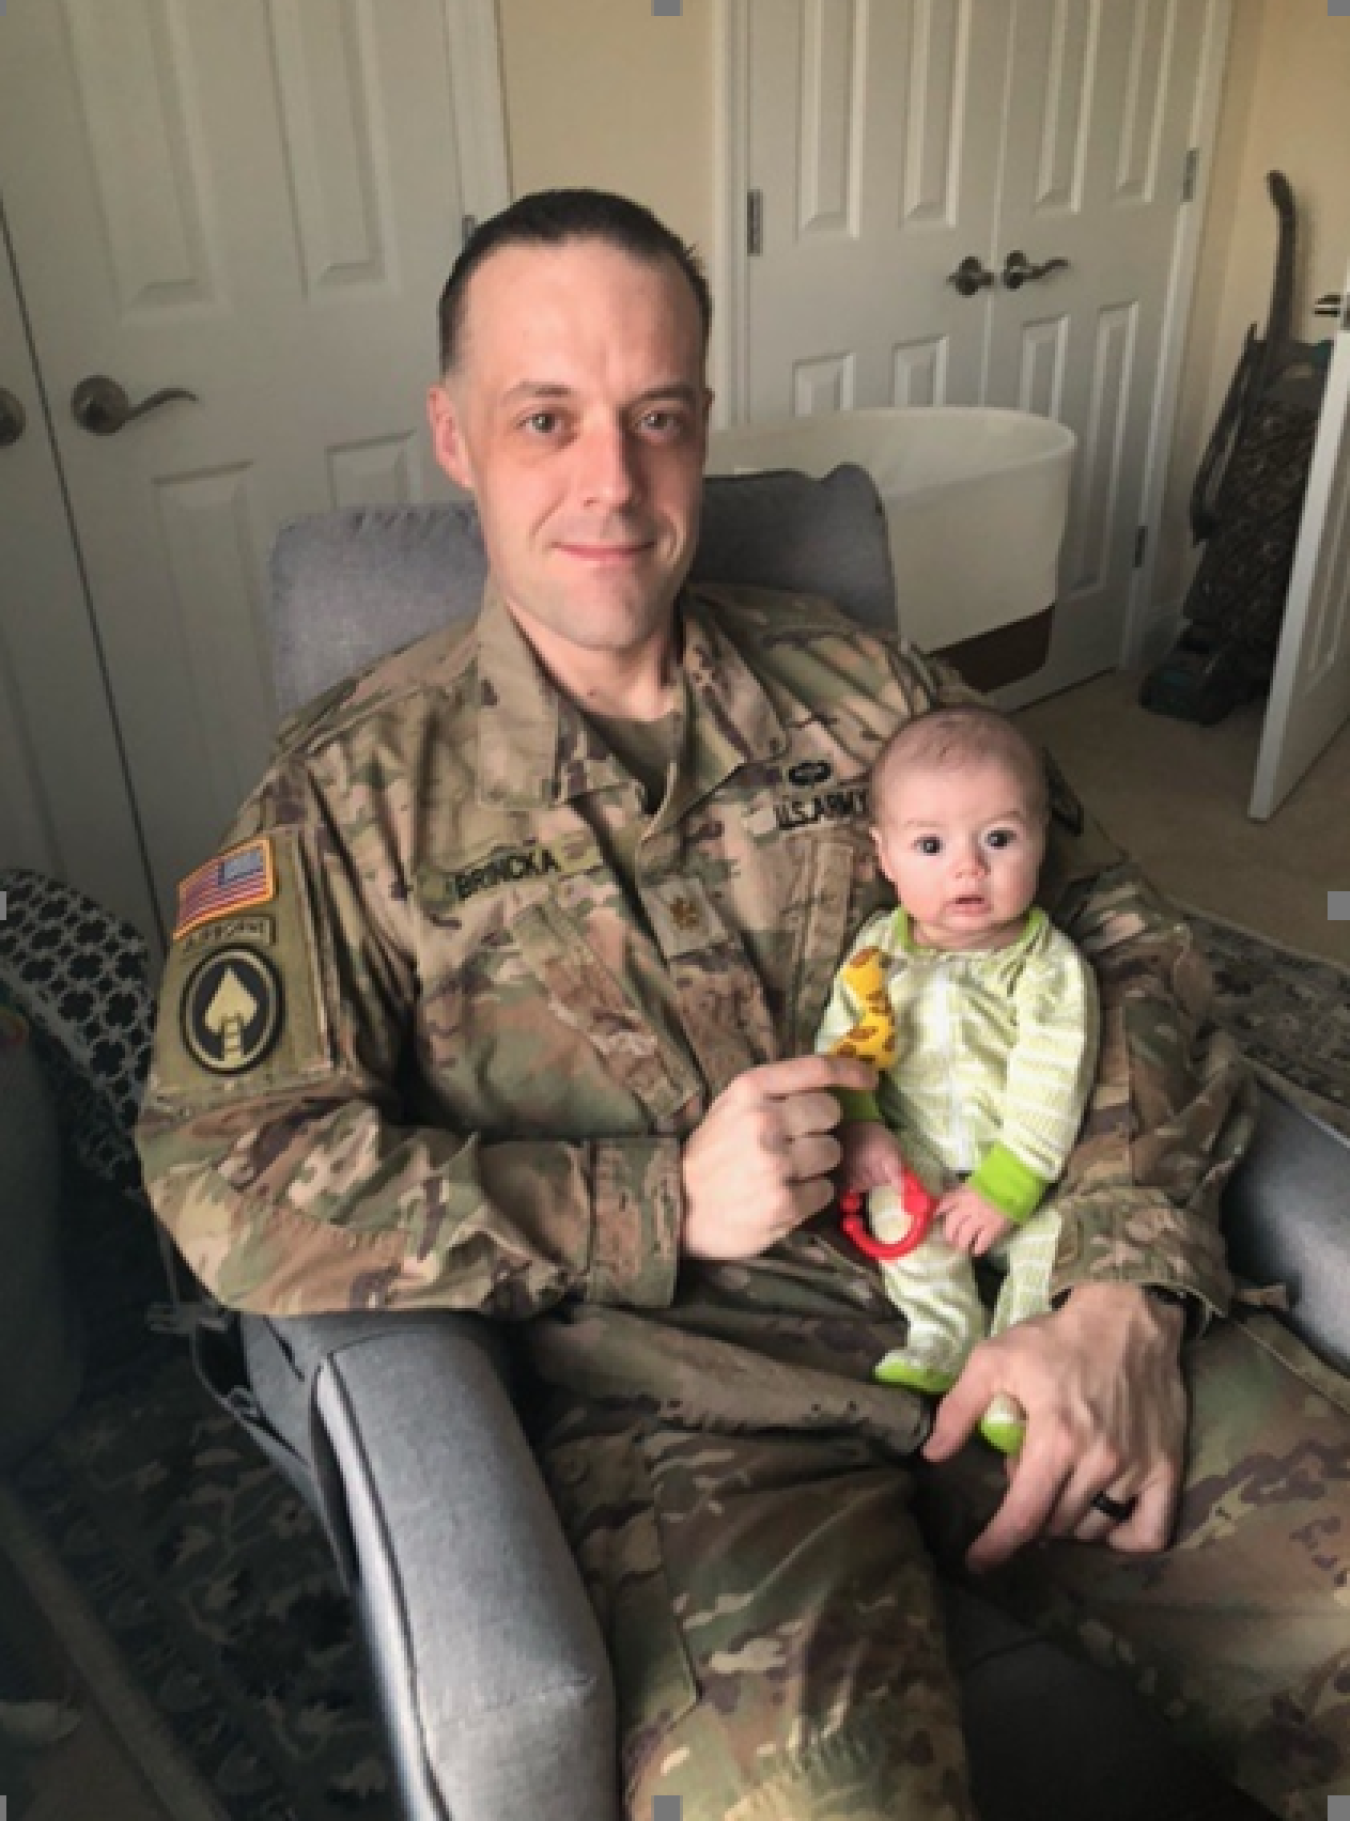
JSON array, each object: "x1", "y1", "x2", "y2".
[
  {"x1": 1222, "y1": 1082, "x2": 1350, "y2": 1373},
  {"x1": 240, "y1": 1312, "x2": 618, "y2": 1821}
]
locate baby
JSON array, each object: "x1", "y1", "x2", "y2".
[{"x1": 817, "y1": 704, "x2": 1099, "y2": 1451}]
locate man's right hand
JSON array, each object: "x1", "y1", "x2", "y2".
[{"x1": 680, "y1": 1055, "x2": 877, "y2": 1260}]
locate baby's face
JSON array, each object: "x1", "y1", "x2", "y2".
[{"x1": 871, "y1": 758, "x2": 1046, "y2": 952}]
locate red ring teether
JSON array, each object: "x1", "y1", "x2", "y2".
[{"x1": 840, "y1": 1169, "x2": 938, "y2": 1261}]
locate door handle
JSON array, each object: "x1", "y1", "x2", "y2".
[
  {"x1": 1002, "y1": 249, "x2": 1071, "y2": 291},
  {"x1": 0, "y1": 387, "x2": 27, "y2": 447},
  {"x1": 71, "y1": 374, "x2": 200, "y2": 436},
  {"x1": 947, "y1": 255, "x2": 996, "y2": 298}
]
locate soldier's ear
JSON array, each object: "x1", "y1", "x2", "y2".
[{"x1": 427, "y1": 384, "x2": 474, "y2": 493}]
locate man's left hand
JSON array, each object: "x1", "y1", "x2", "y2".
[{"x1": 921, "y1": 1283, "x2": 1188, "y2": 1572}]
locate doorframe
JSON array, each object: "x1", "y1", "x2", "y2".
[
  {"x1": 442, "y1": 0, "x2": 513, "y2": 218},
  {"x1": 712, "y1": 0, "x2": 1234, "y2": 675},
  {"x1": 711, "y1": 0, "x2": 751, "y2": 430},
  {"x1": 1123, "y1": 0, "x2": 1233, "y2": 670}
]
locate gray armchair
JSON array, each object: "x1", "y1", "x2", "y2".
[{"x1": 195, "y1": 466, "x2": 1345, "y2": 1821}]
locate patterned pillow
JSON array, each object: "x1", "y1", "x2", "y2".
[{"x1": 0, "y1": 870, "x2": 154, "y2": 1195}]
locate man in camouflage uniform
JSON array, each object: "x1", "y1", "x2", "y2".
[{"x1": 137, "y1": 190, "x2": 1350, "y2": 1819}]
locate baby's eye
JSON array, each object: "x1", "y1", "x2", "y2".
[
  {"x1": 985, "y1": 828, "x2": 1017, "y2": 849},
  {"x1": 915, "y1": 835, "x2": 942, "y2": 856}
]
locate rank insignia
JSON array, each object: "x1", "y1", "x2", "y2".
[
  {"x1": 181, "y1": 945, "x2": 284, "y2": 1075},
  {"x1": 174, "y1": 838, "x2": 276, "y2": 940}
]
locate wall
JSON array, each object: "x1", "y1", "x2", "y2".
[
  {"x1": 496, "y1": 0, "x2": 714, "y2": 256},
  {"x1": 1156, "y1": 0, "x2": 1350, "y2": 616}
]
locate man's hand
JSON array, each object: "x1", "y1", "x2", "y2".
[
  {"x1": 938, "y1": 1184, "x2": 1013, "y2": 1256},
  {"x1": 681, "y1": 1055, "x2": 876, "y2": 1261},
  {"x1": 923, "y1": 1283, "x2": 1188, "y2": 1572}
]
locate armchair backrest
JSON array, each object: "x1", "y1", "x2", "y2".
[{"x1": 269, "y1": 464, "x2": 895, "y2": 717}]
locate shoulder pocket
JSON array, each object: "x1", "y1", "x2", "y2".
[{"x1": 148, "y1": 828, "x2": 337, "y2": 1109}]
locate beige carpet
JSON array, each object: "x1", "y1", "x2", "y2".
[{"x1": 1017, "y1": 670, "x2": 1350, "y2": 967}]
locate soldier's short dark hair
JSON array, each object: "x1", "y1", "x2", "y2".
[{"x1": 437, "y1": 188, "x2": 713, "y2": 374}]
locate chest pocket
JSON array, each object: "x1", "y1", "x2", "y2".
[
  {"x1": 784, "y1": 833, "x2": 884, "y2": 1056},
  {"x1": 509, "y1": 896, "x2": 702, "y2": 1126}
]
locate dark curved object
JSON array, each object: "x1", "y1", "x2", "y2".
[{"x1": 1189, "y1": 171, "x2": 1296, "y2": 544}]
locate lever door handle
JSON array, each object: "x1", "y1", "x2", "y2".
[
  {"x1": 947, "y1": 255, "x2": 996, "y2": 298},
  {"x1": 0, "y1": 387, "x2": 27, "y2": 448},
  {"x1": 71, "y1": 374, "x2": 200, "y2": 436},
  {"x1": 1002, "y1": 249, "x2": 1071, "y2": 291}
]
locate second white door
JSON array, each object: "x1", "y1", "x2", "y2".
[{"x1": 734, "y1": 0, "x2": 1224, "y2": 699}]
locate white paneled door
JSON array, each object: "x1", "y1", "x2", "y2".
[
  {"x1": 0, "y1": 208, "x2": 159, "y2": 938},
  {"x1": 743, "y1": 1, "x2": 1011, "y2": 412},
  {"x1": 733, "y1": 0, "x2": 1224, "y2": 701},
  {"x1": 1250, "y1": 274, "x2": 1350, "y2": 822},
  {"x1": 0, "y1": 0, "x2": 507, "y2": 939}
]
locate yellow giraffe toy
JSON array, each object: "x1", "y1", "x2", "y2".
[
  {"x1": 829, "y1": 946, "x2": 900, "y2": 1071},
  {"x1": 828, "y1": 946, "x2": 936, "y2": 1260}
]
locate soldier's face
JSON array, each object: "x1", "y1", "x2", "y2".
[{"x1": 428, "y1": 239, "x2": 710, "y2": 685}]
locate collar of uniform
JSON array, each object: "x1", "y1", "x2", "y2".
[
  {"x1": 471, "y1": 580, "x2": 685, "y2": 809},
  {"x1": 473, "y1": 584, "x2": 556, "y2": 806},
  {"x1": 472, "y1": 581, "x2": 788, "y2": 810},
  {"x1": 676, "y1": 586, "x2": 788, "y2": 801}
]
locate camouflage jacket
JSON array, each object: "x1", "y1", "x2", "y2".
[{"x1": 136, "y1": 583, "x2": 1251, "y2": 1322}]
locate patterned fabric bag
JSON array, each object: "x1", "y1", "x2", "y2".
[
  {"x1": 1180, "y1": 172, "x2": 1324, "y2": 689},
  {"x1": 0, "y1": 869, "x2": 154, "y2": 1196}
]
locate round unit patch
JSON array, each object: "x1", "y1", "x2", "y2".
[{"x1": 181, "y1": 945, "x2": 284, "y2": 1075}]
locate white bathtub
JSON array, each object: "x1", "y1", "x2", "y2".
[{"x1": 707, "y1": 408, "x2": 1076, "y2": 655}]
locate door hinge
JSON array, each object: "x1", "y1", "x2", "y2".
[
  {"x1": 747, "y1": 188, "x2": 764, "y2": 258},
  {"x1": 1181, "y1": 149, "x2": 1200, "y2": 203},
  {"x1": 1134, "y1": 525, "x2": 1148, "y2": 569},
  {"x1": 461, "y1": 213, "x2": 479, "y2": 247}
]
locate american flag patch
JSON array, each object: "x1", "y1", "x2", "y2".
[{"x1": 174, "y1": 838, "x2": 276, "y2": 939}]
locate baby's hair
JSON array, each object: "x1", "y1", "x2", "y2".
[{"x1": 872, "y1": 704, "x2": 1049, "y2": 821}]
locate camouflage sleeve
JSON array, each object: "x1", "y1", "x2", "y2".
[
  {"x1": 891, "y1": 643, "x2": 984, "y2": 711},
  {"x1": 1047, "y1": 860, "x2": 1257, "y2": 1324},
  {"x1": 135, "y1": 777, "x2": 682, "y2": 1320}
]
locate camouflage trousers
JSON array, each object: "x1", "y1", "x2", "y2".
[{"x1": 526, "y1": 1245, "x2": 1350, "y2": 1821}]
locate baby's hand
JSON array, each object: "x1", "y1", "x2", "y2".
[
  {"x1": 838, "y1": 1121, "x2": 909, "y2": 1194},
  {"x1": 938, "y1": 1185, "x2": 1014, "y2": 1256}
]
